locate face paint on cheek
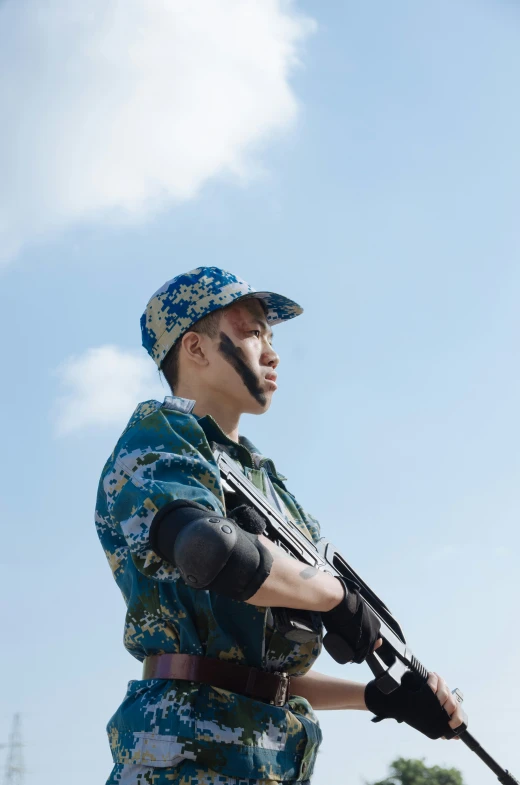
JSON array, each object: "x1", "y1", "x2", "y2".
[{"x1": 218, "y1": 332, "x2": 267, "y2": 406}]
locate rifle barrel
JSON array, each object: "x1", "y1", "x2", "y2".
[{"x1": 460, "y1": 731, "x2": 518, "y2": 785}]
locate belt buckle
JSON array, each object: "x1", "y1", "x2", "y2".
[{"x1": 272, "y1": 672, "x2": 290, "y2": 707}]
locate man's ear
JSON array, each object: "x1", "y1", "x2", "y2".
[{"x1": 180, "y1": 331, "x2": 209, "y2": 367}]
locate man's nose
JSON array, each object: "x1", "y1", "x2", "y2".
[{"x1": 263, "y1": 344, "x2": 279, "y2": 369}]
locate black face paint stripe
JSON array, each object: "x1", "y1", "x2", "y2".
[{"x1": 218, "y1": 332, "x2": 267, "y2": 406}]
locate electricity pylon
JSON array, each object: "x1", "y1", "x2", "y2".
[{"x1": 1, "y1": 714, "x2": 24, "y2": 785}]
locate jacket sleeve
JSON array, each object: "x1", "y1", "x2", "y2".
[{"x1": 103, "y1": 408, "x2": 225, "y2": 581}]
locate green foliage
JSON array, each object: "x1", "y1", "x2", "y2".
[{"x1": 369, "y1": 757, "x2": 465, "y2": 785}]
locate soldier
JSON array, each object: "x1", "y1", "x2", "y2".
[{"x1": 96, "y1": 267, "x2": 465, "y2": 785}]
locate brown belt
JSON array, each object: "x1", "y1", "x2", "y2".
[{"x1": 143, "y1": 653, "x2": 291, "y2": 707}]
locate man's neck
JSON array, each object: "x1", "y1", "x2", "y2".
[{"x1": 174, "y1": 384, "x2": 241, "y2": 443}]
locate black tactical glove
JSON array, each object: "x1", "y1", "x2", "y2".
[
  {"x1": 321, "y1": 577, "x2": 381, "y2": 664},
  {"x1": 365, "y1": 672, "x2": 467, "y2": 740}
]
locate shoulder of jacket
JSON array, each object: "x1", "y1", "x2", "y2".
[
  {"x1": 99, "y1": 397, "x2": 209, "y2": 487},
  {"x1": 120, "y1": 396, "x2": 197, "y2": 436},
  {"x1": 122, "y1": 399, "x2": 164, "y2": 434}
]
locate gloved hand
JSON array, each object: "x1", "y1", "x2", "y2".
[
  {"x1": 365, "y1": 671, "x2": 468, "y2": 740},
  {"x1": 321, "y1": 577, "x2": 381, "y2": 664}
]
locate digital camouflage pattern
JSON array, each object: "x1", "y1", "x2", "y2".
[
  {"x1": 107, "y1": 760, "x2": 311, "y2": 785},
  {"x1": 96, "y1": 396, "x2": 323, "y2": 783},
  {"x1": 140, "y1": 267, "x2": 303, "y2": 367}
]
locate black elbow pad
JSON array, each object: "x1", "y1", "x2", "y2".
[{"x1": 149, "y1": 500, "x2": 272, "y2": 602}]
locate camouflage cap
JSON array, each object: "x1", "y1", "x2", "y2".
[{"x1": 141, "y1": 266, "x2": 303, "y2": 367}]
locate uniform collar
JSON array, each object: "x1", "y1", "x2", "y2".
[
  {"x1": 197, "y1": 413, "x2": 256, "y2": 469},
  {"x1": 162, "y1": 395, "x2": 280, "y2": 477}
]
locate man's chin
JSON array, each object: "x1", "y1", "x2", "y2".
[{"x1": 245, "y1": 392, "x2": 273, "y2": 415}]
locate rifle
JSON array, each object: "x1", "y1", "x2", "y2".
[{"x1": 215, "y1": 448, "x2": 518, "y2": 785}]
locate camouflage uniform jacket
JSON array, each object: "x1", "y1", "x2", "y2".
[{"x1": 95, "y1": 396, "x2": 323, "y2": 782}]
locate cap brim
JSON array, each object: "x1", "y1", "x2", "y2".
[{"x1": 237, "y1": 291, "x2": 303, "y2": 325}]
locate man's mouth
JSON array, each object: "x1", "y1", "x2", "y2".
[{"x1": 265, "y1": 373, "x2": 278, "y2": 390}]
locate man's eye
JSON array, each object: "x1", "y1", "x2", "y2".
[{"x1": 251, "y1": 330, "x2": 261, "y2": 338}]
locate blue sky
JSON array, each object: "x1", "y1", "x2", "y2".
[{"x1": 1, "y1": 1, "x2": 519, "y2": 784}]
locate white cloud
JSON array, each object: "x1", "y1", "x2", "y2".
[
  {"x1": 54, "y1": 345, "x2": 165, "y2": 435},
  {"x1": 0, "y1": 0, "x2": 315, "y2": 262}
]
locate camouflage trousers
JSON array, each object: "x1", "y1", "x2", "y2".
[{"x1": 106, "y1": 762, "x2": 311, "y2": 785}]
